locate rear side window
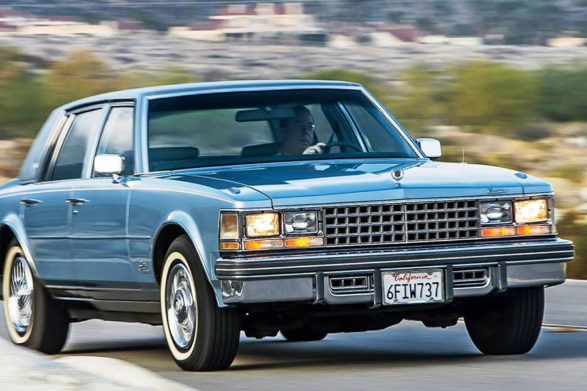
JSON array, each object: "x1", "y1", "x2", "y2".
[
  {"x1": 51, "y1": 109, "x2": 102, "y2": 181},
  {"x1": 94, "y1": 106, "x2": 134, "y2": 176}
]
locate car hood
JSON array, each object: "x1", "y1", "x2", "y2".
[{"x1": 176, "y1": 159, "x2": 552, "y2": 207}]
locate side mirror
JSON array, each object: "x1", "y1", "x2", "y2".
[
  {"x1": 416, "y1": 138, "x2": 442, "y2": 159},
  {"x1": 94, "y1": 154, "x2": 124, "y2": 176}
]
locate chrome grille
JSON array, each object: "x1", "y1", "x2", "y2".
[{"x1": 324, "y1": 200, "x2": 479, "y2": 246}]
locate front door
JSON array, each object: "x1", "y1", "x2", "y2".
[{"x1": 69, "y1": 105, "x2": 137, "y2": 290}]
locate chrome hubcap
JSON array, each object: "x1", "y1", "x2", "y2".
[
  {"x1": 166, "y1": 263, "x2": 196, "y2": 350},
  {"x1": 8, "y1": 256, "x2": 34, "y2": 335}
]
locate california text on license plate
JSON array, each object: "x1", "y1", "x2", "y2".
[{"x1": 382, "y1": 269, "x2": 444, "y2": 305}]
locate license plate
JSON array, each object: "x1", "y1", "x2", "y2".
[{"x1": 382, "y1": 269, "x2": 444, "y2": 305}]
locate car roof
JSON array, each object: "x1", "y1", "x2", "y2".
[{"x1": 60, "y1": 80, "x2": 364, "y2": 111}]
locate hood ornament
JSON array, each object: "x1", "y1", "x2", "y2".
[{"x1": 391, "y1": 169, "x2": 404, "y2": 186}]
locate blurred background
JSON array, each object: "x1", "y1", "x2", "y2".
[{"x1": 0, "y1": 0, "x2": 585, "y2": 277}]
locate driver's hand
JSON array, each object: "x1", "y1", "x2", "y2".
[{"x1": 303, "y1": 142, "x2": 326, "y2": 155}]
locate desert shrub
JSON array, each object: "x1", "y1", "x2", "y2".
[
  {"x1": 513, "y1": 123, "x2": 553, "y2": 141},
  {"x1": 448, "y1": 61, "x2": 537, "y2": 133},
  {"x1": 386, "y1": 64, "x2": 445, "y2": 134},
  {"x1": 536, "y1": 64, "x2": 587, "y2": 122},
  {"x1": 549, "y1": 164, "x2": 585, "y2": 184}
]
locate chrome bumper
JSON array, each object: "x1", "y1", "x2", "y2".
[{"x1": 215, "y1": 238, "x2": 573, "y2": 306}]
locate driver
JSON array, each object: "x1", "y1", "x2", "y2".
[{"x1": 279, "y1": 106, "x2": 325, "y2": 155}]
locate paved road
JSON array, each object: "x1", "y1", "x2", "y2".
[{"x1": 2, "y1": 280, "x2": 587, "y2": 391}]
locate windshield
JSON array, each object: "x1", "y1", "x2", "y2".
[{"x1": 147, "y1": 89, "x2": 418, "y2": 171}]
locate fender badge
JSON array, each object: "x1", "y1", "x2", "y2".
[{"x1": 391, "y1": 169, "x2": 404, "y2": 186}]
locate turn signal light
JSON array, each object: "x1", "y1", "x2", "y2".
[
  {"x1": 244, "y1": 239, "x2": 284, "y2": 250},
  {"x1": 516, "y1": 224, "x2": 552, "y2": 236},
  {"x1": 481, "y1": 226, "x2": 516, "y2": 237},
  {"x1": 284, "y1": 236, "x2": 324, "y2": 248},
  {"x1": 219, "y1": 241, "x2": 240, "y2": 250}
]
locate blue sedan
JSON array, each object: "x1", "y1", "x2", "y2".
[{"x1": 0, "y1": 81, "x2": 574, "y2": 370}]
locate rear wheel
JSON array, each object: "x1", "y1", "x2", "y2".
[
  {"x1": 160, "y1": 235, "x2": 240, "y2": 371},
  {"x1": 464, "y1": 287, "x2": 544, "y2": 355},
  {"x1": 2, "y1": 241, "x2": 69, "y2": 354},
  {"x1": 281, "y1": 326, "x2": 327, "y2": 342}
]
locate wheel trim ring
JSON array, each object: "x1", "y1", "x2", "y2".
[
  {"x1": 160, "y1": 251, "x2": 199, "y2": 361},
  {"x1": 2, "y1": 246, "x2": 35, "y2": 344}
]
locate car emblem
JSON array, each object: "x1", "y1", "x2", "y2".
[
  {"x1": 391, "y1": 169, "x2": 404, "y2": 181},
  {"x1": 391, "y1": 169, "x2": 404, "y2": 186},
  {"x1": 487, "y1": 188, "x2": 508, "y2": 195}
]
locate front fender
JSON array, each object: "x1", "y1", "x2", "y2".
[{"x1": 154, "y1": 211, "x2": 225, "y2": 307}]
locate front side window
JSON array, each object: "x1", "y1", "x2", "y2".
[
  {"x1": 50, "y1": 109, "x2": 103, "y2": 181},
  {"x1": 147, "y1": 89, "x2": 417, "y2": 171},
  {"x1": 94, "y1": 106, "x2": 134, "y2": 176}
]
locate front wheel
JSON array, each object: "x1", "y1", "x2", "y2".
[
  {"x1": 464, "y1": 287, "x2": 544, "y2": 355},
  {"x1": 160, "y1": 235, "x2": 240, "y2": 371},
  {"x1": 2, "y1": 241, "x2": 69, "y2": 354}
]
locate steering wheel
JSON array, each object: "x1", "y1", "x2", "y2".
[{"x1": 322, "y1": 142, "x2": 363, "y2": 153}]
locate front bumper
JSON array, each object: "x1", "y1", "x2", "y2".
[{"x1": 215, "y1": 238, "x2": 574, "y2": 306}]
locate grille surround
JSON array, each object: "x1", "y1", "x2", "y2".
[{"x1": 324, "y1": 200, "x2": 479, "y2": 247}]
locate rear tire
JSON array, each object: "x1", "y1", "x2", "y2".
[
  {"x1": 464, "y1": 287, "x2": 544, "y2": 355},
  {"x1": 160, "y1": 235, "x2": 240, "y2": 371},
  {"x1": 281, "y1": 326, "x2": 327, "y2": 342},
  {"x1": 2, "y1": 241, "x2": 69, "y2": 354}
]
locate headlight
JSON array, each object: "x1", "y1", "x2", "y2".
[
  {"x1": 245, "y1": 212, "x2": 280, "y2": 237},
  {"x1": 515, "y1": 199, "x2": 548, "y2": 224},
  {"x1": 479, "y1": 201, "x2": 512, "y2": 224},
  {"x1": 284, "y1": 211, "x2": 318, "y2": 234}
]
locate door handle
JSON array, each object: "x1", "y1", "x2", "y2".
[
  {"x1": 66, "y1": 198, "x2": 89, "y2": 206},
  {"x1": 20, "y1": 198, "x2": 42, "y2": 206}
]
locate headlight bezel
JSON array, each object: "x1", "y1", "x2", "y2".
[{"x1": 219, "y1": 209, "x2": 324, "y2": 251}]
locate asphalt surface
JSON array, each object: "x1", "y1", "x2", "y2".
[{"x1": 2, "y1": 280, "x2": 587, "y2": 391}]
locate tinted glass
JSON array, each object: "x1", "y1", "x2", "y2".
[
  {"x1": 148, "y1": 89, "x2": 417, "y2": 171},
  {"x1": 94, "y1": 106, "x2": 134, "y2": 176},
  {"x1": 51, "y1": 109, "x2": 102, "y2": 181}
]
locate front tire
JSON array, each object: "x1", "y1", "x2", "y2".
[
  {"x1": 160, "y1": 235, "x2": 240, "y2": 371},
  {"x1": 464, "y1": 287, "x2": 544, "y2": 355},
  {"x1": 2, "y1": 241, "x2": 69, "y2": 354}
]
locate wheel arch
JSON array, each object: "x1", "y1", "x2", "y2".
[
  {"x1": 151, "y1": 212, "x2": 224, "y2": 307},
  {"x1": 0, "y1": 216, "x2": 39, "y2": 300}
]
